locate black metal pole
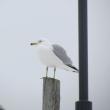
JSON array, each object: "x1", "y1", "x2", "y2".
[
  {"x1": 78, "y1": 0, "x2": 88, "y2": 101},
  {"x1": 75, "y1": 0, "x2": 92, "y2": 110}
]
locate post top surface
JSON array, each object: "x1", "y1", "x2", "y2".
[{"x1": 42, "y1": 77, "x2": 60, "y2": 82}]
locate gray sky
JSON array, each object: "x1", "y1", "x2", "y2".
[{"x1": 0, "y1": 0, "x2": 110, "y2": 110}]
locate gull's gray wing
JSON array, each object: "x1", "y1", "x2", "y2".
[{"x1": 52, "y1": 44, "x2": 72, "y2": 65}]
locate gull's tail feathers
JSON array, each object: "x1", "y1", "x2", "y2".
[{"x1": 60, "y1": 64, "x2": 79, "y2": 73}]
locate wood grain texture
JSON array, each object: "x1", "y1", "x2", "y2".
[{"x1": 42, "y1": 77, "x2": 60, "y2": 110}]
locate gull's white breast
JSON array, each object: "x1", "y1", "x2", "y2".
[{"x1": 36, "y1": 45, "x2": 64, "y2": 67}]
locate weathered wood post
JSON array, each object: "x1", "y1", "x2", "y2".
[{"x1": 42, "y1": 77, "x2": 60, "y2": 110}]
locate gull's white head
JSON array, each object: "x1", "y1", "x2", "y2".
[{"x1": 30, "y1": 38, "x2": 51, "y2": 46}]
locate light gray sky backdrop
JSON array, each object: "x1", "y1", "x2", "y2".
[{"x1": 0, "y1": 0, "x2": 110, "y2": 110}]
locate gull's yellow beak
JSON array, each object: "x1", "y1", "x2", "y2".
[{"x1": 30, "y1": 42, "x2": 38, "y2": 46}]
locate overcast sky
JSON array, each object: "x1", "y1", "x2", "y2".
[{"x1": 0, "y1": 0, "x2": 110, "y2": 110}]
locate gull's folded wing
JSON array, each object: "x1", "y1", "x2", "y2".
[{"x1": 52, "y1": 44, "x2": 72, "y2": 65}]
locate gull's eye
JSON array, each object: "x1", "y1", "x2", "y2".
[{"x1": 38, "y1": 40, "x2": 43, "y2": 43}]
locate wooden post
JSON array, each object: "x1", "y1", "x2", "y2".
[{"x1": 42, "y1": 77, "x2": 60, "y2": 110}]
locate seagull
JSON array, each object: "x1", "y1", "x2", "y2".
[{"x1": 30, "y1": 39, "x2": 78, "y2": 78}]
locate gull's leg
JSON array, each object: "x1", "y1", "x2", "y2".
[
  {"x1": 46, "y1": 67, "x2": 48, "y2": 77},
  {"x1": 53, "y1": 67, "x2": 56, "y2": 79}
]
